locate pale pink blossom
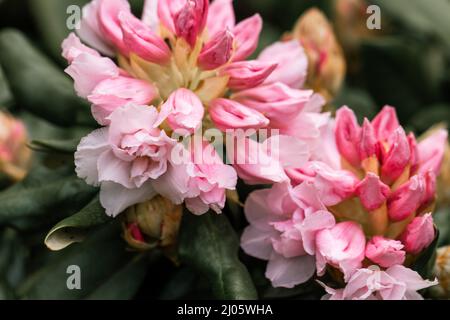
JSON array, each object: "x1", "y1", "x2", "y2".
[
  {"x1": 293, "y1": 161, "x2": 359, "y2": 206},
  {"x1": 316, "y1": 221, "x2": 366, "y2": 281},
  {"x1": 241, "y1": 182, "x2": 335, "y2": 288},
  {"x1": 321, "y1": 265, "x2": 437, "y2": 300},
  {"x1": 62, "y1": 33, "x2": 100, "y2": 63},
  {"x1": 365, "y1": 236, "x2": 406, "y2": 268},
  {"x1": 184, "y1": 141, "x2": 238, "y2": 214},
  {"x1": 88, "y1": 76, "x2": 157, "y2": 125},
  {"x1": 75, "y1": 103, "x2": 184, "y2": 216},
  {"x1": 76, "y1": 0, "x2": 115, "y2": 56},
  {"x1": 400, "y1": 213, "x2": 435, "y2": 255},
  {"x1": 227, "y1": 135, "x2": 310, "y2": 185},
  {"x1": 231, "y1": 82, "x2": 315, "y2": 128},
  {"x1": 159, "y1": 88, "x2": 205, "y2": 134},
  {"x1": 64, "y1": 51, "x2": 119, "y2": 98},
  {"x1": 258, "y1": 40, "x2": 308, "y2": 88}
]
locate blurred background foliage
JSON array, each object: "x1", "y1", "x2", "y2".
[{"x1": 0, "y1": 0, "x2": 449, "y2": 300}]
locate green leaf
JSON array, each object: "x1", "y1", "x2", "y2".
[
  {"x1": 0, "y1": 29, "x2": 96, "y2": 127},
  {"x1": 0, "y1": 65, "x2": 13, "y2": 107},
  {"x1": 333, "y1": 86, "x2": 378, "y2": 121},
  {"x1": 0, "y1": 173, "x2": 97, "y2": 225},
  {"x1": 45, "y1": 197, "x2": 111, "y2": 251},
  {"x1": 29, "y1": 0, "x2": 90, "y2": 62},
  {"x1": 434, "y1": 208, "x2": 450, "y2": 247},
  {"x1": 411, "y1": 229, "x2": 440, "y2": 279},
  {"x1": 370, "y1": 0, "x2": 450, "y2": 50},
  {"x1": 29, "y1": 138, "x2": 81, "y2": 154},
  {"x1": 408, "y1": 104, "x2": 450, "y2": 133},
  {"x1": 18, "y1": 222, "x2": 135, "y2": 299},
  {"x1": 0, "y1": 228, "x2": 28, "y2": 290},
  {"x1": 179, "y1": 213, "x2": 258, "y2": 300},
  {"x1": 86, "y1": 254, "x2": 151, "y2": 300}
]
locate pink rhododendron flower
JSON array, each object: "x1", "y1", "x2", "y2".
[
  {"x1": 241, "y1": 182, "x2": 335, "y2": 288},
  {"x1": 240, "y1": 105, "x2": 446, "y2": 298},
  {"x1": 321, "y1": 265, "x2": 437, "y2": 300},
  {"x1": 66, "y1": 0, "x2": 326, "y2": 217},
  {"x1": 400, "y1": 213, "x2": 435, "y2": 255},
  {"x1": 315, "y1": 221, "x2": 366, "y2": 281},
  {"x1": 365, "y1": 236, "x2": 405, "y2": 268},
  {"x1": 159, "y1": 88, "x2": 205, "y2": 134}
]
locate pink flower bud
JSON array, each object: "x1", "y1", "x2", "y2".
[
  {"x1": 231, "y1": 82, "x2": 313, "y2": 127},
  {"x1": 119, "y1": 11, "x2": 171, "y2": 64},
  {"x1": 232, "y1": 14, "x2": 262, "y2": 61},
  {"x1": 418, "y1": 129, "x2": 448, "y2": 175},
  {"x1": 209, "y1": 98, "x2": 270, "y2": 131},
  {"x1": 371, "y1": 105, "x2": 400, "y2": 142},
  {"x1": 226, "y1": 135, "x2": 293, "y2": 185},
  {"x1": 206, "y1": 0, "x2": 236, "y2": 38},
  {"x1": 220, "y1": 60, "x2": 277, "y2": 90},
  {"x1": 400, "y1": 213, "x2": 435, "y2": 255},
  {"x1": 316, "y1": 221, "x2": 366, "y2": 281},
  {"x1": 355, "y1": 173, "x2": 390, "y2": 211},
  {"x1": 365, "y1": 236, "x2": 406, "y2": 268},
  {"x1": 387, "y1": 175, "x2": 426, "y2": 222},
  {"x1": 98, "y1": 0, "x2": 131, "y2": 54},
  {"x1": 408, "y1": 133, "x2": 419, "y2": 174},
  {"x1": 198, "y1": 29, "x2": 234, "y2": 70},
  {"x1": 359, "y1": 118, "x2": 379, "y2": 160},
  {"x1": 421, "y1": 171, "x2": 437, "y2": 209},
  {"x1": 157, "y1": 0, "x2": 186, "y2": 34},
  {"x1": 174, "y1": 0, "x2": 209, "y2": 47},
  {"x1": 381, "y1": 128, "x2": 411, "y2": 185},
  {"x1": 335, "y1": 106, "x2": 361, "y2": 167},
  {"x1": 159, "y1": 88, "x2": 205, "y2": 134},
  {"x1": 88, "y1": 76, "x2": 157, "y2": 125}
]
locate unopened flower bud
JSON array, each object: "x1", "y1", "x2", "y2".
[
  {"x1": 123, "y1": 196, "x2": 183, "y2": 257},
  {"x1": 291, "y1": 8, "x2": 346, "y2": 100},
  {"x1": 0, "y1": 112, "x2": 31, "y2": 182},
  {"x1": 174, "y1": 0, "x2": 209, "y2": 47},
  {"x1": 198, "y1": 29, "x2": 234, "y2": 70},
  {"x1": 399, "y1": 213, "x2": 435, "y2": 255}
]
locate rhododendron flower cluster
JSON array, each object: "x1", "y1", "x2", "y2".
[
  {"x1": 60, "y1": 0, "x2": 448, "y2": 301},
  {"x1": 64, "y1": 0, "x2": 325, "y2": 217},
  {"x1": 241, "y1": 106, "x2": 447, "y2": 300}
]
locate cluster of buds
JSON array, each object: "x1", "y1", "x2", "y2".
[
  {"x1": 0, "y1": 111, "x2": 30, "y2": 182},
  {"x1": 241, "y1": 106, "x2": 447, "y2": 300}
]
